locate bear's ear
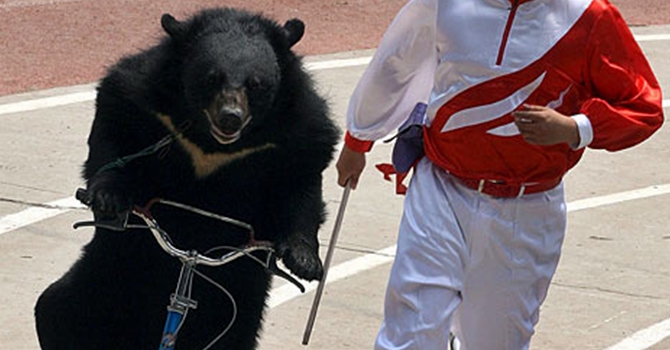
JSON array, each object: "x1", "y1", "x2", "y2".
[
  {"x1": 161, "y1": 13, "x2": 186, "y2": 39},
  {"x1": 283, "y1": 19, "x2": 305, "y2": 48}
]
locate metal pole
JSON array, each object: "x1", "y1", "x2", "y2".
[{"x1": 302, "y1": 182, "x2": 352, "y2": 345}]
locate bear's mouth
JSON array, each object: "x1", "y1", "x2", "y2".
[{"x1": 204, "y1": 110, "x2": 252, "y2": 145}]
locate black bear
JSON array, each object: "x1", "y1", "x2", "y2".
[{"x1": 35, "y1": 8, "x2": 339, "y2": 350}]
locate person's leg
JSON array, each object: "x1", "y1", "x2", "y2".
[
  {"x1": 450, "y1": 182, "x2": 567, "y2": 350},
  {"x1": 374, "y1": 159, "x2": 469, "y2": 350}
]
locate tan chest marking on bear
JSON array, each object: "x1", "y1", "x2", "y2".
[{"x1": 157, "y1": 114, "x2": 276, "y2": 178}]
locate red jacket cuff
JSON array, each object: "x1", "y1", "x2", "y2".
[{"x1": 344, "y1": 131, "x2": 374, "y2": 153}]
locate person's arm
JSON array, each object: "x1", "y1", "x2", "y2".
[
  {"x1": 512, "y1": 6, "x2": 664, "y2": 150},
  {"x1": 579, "y1": 5, "x2": 664, "y2": 151},
  {"x1": 338, "y1": 0, "x2": 437, "y2": 187}
]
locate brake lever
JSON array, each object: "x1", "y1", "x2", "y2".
[{"x1": 267, "y1": 254, "x2": 305, "y2": 293}]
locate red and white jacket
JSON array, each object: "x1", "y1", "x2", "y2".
[{"x1": 345, "y1": 0, "x2": 663, "y2": 186}]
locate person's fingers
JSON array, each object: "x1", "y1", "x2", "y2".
[
  {"x1": 337, "y1": 172, "x2": 354, "y2": 188},
  {"x1": 337, "y1": 174, "x2": 345, "y2": 187},
  {"x1": 521, "y1": 103, "x2": 546, "y2": 111},
  {"x1": 513, "y1": 110, "x2": 542, "y2": 123},
  {"x1": 335, "y1": 146, "x2": 365, "y2": 189},
  {"x1": 343, "y1": 175, "x2": 358, "y2": 190},
  {"x1": 513, "y1": 104, "x2": 550, "y2": 121},
  {"x1": 515, "y1": 117, "x2": 534, "y2": 130}
]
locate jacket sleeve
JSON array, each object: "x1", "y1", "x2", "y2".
[
  {"x1": 345, "y1": 0, "x2": 437, "y2": 152},
  {"x1": 580, "y1": 5, "x2": 664, "y2": 151}
]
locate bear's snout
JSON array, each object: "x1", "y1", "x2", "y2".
[
  {"x1": 205, "y1": 88, "x2": 251, "y2": 144},
  {"x1": 216, "y1": 108, "x2": 244, "y2": 134}
]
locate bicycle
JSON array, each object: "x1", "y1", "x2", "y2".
[{"x1": 72, "y1": 188, "x2": 305, "y2": 350}]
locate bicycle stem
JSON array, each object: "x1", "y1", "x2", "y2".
[{"x1": 159, "y1": 254, "x2": 198, "y2": 350}]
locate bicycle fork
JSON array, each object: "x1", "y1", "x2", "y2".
[{"x1": 159, "y1": 253, "x2": 199, "y2": 350}]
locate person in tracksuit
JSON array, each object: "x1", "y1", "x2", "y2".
[{"x1": 336, "y1": 0, "x2": 664, "y2": 349}]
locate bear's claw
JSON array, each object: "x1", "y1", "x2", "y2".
[{"x1": 278, "y1": 243, "x2": 324, "y2": 281}]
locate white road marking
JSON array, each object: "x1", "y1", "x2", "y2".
[
  {"x1": 567, "y1": 184, "x2": 670, "y2": 212},
  {"x1": 604, "y1": 317, "x2": 670, "y2": 350},
  {"x1": 0, "y1": 91, "x2": 96, "y2": 116},
  {"x1": 635, "y1": 33, "x2": 670, "y2": 42},
  {"x1": 0, "y1": 197, "x2": 83, "y2": 235},
  {"x1": 0, "y1": 57, "x2": 373, "y2": 116},
  {"x1": 0, "y1": 0, "x2": 81, "y2": 9},
  {"x1": 304, "y1": 56, "x2": 372, "y2": 71}
]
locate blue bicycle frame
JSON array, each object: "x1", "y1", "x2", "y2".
[{"x1": 159, "y1": 257, "x2": 198, "y2": 350}]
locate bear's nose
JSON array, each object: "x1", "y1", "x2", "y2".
[{"x1": 216, "y1": 109, "x2": 244, "y2": 134}]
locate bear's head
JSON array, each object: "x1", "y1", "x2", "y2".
[{"x1": 161, "y1": 9, "x2": 305, "y2": 146}]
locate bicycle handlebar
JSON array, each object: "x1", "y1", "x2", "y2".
[
  {"x1": 73, "y1": 188, "x2": 305, "y2": 292},
  {"x1": 134, "y1": 209, "x2": 274, "y2": 267},
  {"x1": 73, "y1": 188, "x2": 274, "y2": 267}
]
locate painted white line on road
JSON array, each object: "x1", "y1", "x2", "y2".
[
  {"x1": 604, "y1": 317, "x2": 670, "y2": 350},
  {"x1": 567, "y1": 184, "x2": 670, "y2": 212},
  {"x1": 635, "y1": 33, "x2": 670, "y2": 42},
  {"x1": 0, "y1": 91, "x2": 96, "y2": 116},
  {"x1": 0, "y1": 197, "x2": 83, "y2": 236},
  {"x1": 664, "y1": 99, "x2": 669, "y2": 108},
  {"x1": 0, "y1": 57, "x2": 374, "y2": 116},
  {"x1": 0, "y1": 0, "x2": 81, "y2": 9},
  {"x1": 304, "y1": 56, "x2": 372, "y2": 71}
]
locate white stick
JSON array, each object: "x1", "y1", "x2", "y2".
[{"x1": 302, "y1": 182, "x2": 352, "y2": 345}]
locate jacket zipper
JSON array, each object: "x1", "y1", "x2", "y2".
[{"x1": 496, "y1": 0, "x2": 521, "y2": 66}]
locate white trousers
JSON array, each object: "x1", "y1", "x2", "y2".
[{"x1": 375, "y1": 158, "x2": 567, "y2": 350}]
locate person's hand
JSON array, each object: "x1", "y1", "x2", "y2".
[
  {"x1": 512, "y1": 104, "x2": 580, "y2": 146},
  {"x1": 336, "y1": 145, "x2": 366, "y2": 189}
]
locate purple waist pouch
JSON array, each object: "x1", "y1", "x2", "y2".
[{"x1": 388, "y1": 102, "x2": 427, "y2": 174}]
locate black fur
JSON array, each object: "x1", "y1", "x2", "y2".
[{"x1": 35, "y1": 8, "x2": 339, "y2": 350}]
